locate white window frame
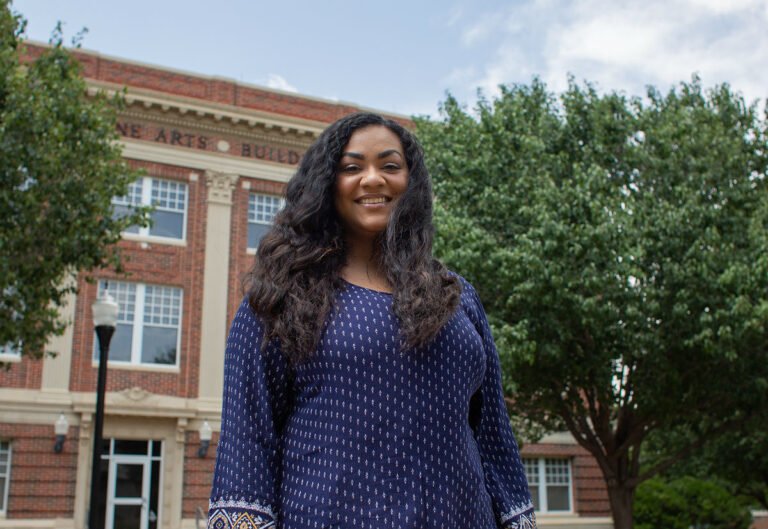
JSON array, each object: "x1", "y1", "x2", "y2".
[
  {"x1": 113, "y1": 177, "x2": 188, "y2": 243},
  {"x1": 94, "y1": 281, "x2": 183, "y2": 369},
  {"x1": 247, "y1": 193, "x2": 284, "y2": 251},
  {"x1": 0, "y1": 440, "x2": 11, "y2": 516},
  {"x1": 0, "y1": 344, "x2": 20, "y2": 363},
  {"x1": 524, "y1": 457, "x2": 574, "y2": 514}
]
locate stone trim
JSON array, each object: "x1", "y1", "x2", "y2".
[{"x1": 120, "y1": 140, "x2": 295, "y2": 182}]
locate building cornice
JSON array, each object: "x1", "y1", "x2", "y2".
[
  {"x1": 86, "y1": 80, "x2": 324, "y2": 141},
  {"x1": 0, "y1": 388, "x2": 222, "y2": 424}
]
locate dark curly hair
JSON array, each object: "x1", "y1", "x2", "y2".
[{"x1": 245, "y1": 112, "x2": 461, "y2": 365}]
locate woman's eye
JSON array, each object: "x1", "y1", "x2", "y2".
[
  {"x1": 340, "y1": 164, "x2": 360, "y2": 172},
  {"x1": 383, "y1": 163, "x2": 401, "y2": 171}
]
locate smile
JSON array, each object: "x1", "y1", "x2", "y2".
[{"x1": 357, "y1": 197, "x2": 390, "y2": 205}]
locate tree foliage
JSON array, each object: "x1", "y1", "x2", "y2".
[
  {"x1": 0, "y1": 3, "x2": 146, "y2": 359},
  {"x1": 417, "y1": 78, "x2": 768, "y2": 529},
  {"x1": 646, "y1": 410, "x2": 768, "y2": 511},
  {"x1": 634, "y1": 476, "x2": 752, "y2": 529}
]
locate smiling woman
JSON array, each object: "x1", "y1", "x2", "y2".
[
  {"x1": 207, "y1": 113, "x2": 536, "y2": 529},
  {"x1": 334, "y1": 125, "x2": 410, "y2": 290}
]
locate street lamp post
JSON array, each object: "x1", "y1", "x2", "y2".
[{"x1": 89, "y1": 289, "x2": 118, "y2": 529}]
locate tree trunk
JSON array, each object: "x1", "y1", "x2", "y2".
[{"x1": 606, "y1": 483, "x2": 636, "y2": 529}]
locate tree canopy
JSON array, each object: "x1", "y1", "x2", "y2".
[
  {"x1": 417, "y1": 78, "x2": 768, "y2": 529},
  {"x1": 634, "y1": 476, "x2": 752, "y2": 529},
  {"x1": 0, "y1": 3, "x2": 146, "y2": 360}
]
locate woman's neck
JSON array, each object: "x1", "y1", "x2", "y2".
[{"x1": 341, "y1": 236, "x2": 391, "y2": 292}]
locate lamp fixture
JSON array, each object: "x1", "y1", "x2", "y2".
[
  {"x1": 198, "y1": 421, "x2": 213, "y2": 458},
  {"x1": 54, "y1": 413, "x2": 69, "y2": 453},
  {"x1": 92, "y1": 288, "x2": 119, "y2": 328}
]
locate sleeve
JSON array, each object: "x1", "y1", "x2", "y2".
[
  {"x1": 208, "y1": 298, "x2": 293, "y2": 529},
  {"x1": 461, "y1": 278, "x2": 537, "y2": 529}
]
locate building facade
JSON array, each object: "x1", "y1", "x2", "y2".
[{"x1": 0, "y1": 45, "x2": 612, "y2": 529}]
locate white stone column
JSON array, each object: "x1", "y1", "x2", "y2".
[
  {"x1": 198, "y1": 171, "x2": 238, "y2": 403},
  {"x1": 167, "y1": 418, "x2": 188, "y2": 529},
  {"x1": 73, "y1": 412, "x2": 92, "y2": 529},
  {"x1": 41, "y1": 279, "x2": 77, "y2": 394}
]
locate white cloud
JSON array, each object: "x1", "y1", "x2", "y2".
[
  {"x1": 266, "y1": 73, "x2": 298, "y2": 93},
  {"x1": 453, "y1": 0, "x2": 768, "y2": 105},
  {"x1": 461, "y1": 12, "x2": 505, "y2": 46},
  {"x1": 683, "y1": 0, "x2": 764, "y2": 14}
]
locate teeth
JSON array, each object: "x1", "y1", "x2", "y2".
[{"x1": 359, "y1": 197, "x2": 388, "y2": 204}]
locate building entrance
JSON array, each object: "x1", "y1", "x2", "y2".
[{"x1": 99, "y1": 439, "x2": 162, "y2": 529}]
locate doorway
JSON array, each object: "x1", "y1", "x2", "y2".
[{"x1": 99, "y1": 439, "x2": 162, "y2": 529}]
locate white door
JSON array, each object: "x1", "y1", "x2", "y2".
[{"x1": 106, "y1": 455, "x2": 150, "y2": 529}]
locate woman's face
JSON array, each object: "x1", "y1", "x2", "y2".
[{"x1": 334, "y1": 125, "x2": 409, "y2": 240}]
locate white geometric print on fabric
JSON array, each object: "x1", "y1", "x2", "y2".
[
  {"x1": 207, "y1": 508, "x2": 275, "y2": 529},
  {"x1": 500, "y1": 500, "x2": 536, "y2": 523},
  {"x1": 208, "y1": 498, "x2": 276, "y2": 519},
  {"x1": 505, "y1": 510, "x2": 537, "y2": 529},
  {"x1": 207, "y1": 498, "x2": 276, "y2": 529}
]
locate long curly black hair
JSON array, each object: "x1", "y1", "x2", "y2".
[{"x1": 245, "y1": 112, "x2": 461, "y2": 365}]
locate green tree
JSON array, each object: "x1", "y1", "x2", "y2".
[
  {"x1": 634, "y1": 476, "x2": 752, "y2": 529},
  {"x1": 646, "y1": 410, "x2": 768, "y2": 511},
  {"x1": 700, "y1": 418, "x2": 768, "y2": 510},
  {"x1": 417, "y1": 78, "x2": 768, "y2": 529},
  {"x1": 1, "y1": 3, "x2": 146, "y2": 360}
]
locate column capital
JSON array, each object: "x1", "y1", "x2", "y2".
[
  {"x1": 176, "y1": 417, "x2": 188, "y2": 443},
  {"x1": 205, "y1": 170, "x2": 239, "y2": 205}
]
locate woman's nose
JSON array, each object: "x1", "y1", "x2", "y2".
[{"x1": 360, "y1": 165, "x2": 384, "y2": 186}]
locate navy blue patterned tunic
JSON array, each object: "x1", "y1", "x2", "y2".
[{"x1": 208, "y1": 277, "x2": 536, "y2": 529}]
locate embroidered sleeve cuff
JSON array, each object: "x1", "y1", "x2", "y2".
[
  {"x1": 500, "y1": 502, "x2": 537, "y2": 529},
  {"x1": 208, "y1": 498, "x2": 276, "y2": 529}
]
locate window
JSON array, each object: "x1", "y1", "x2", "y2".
[
  {"x1": 0, "y1": 343, "x2": 20, "y2": 361},
  {"x1": 113, "y1": 177, "x2": 188, "y2": 240},
  {"x1": 523, "y1": 458, "x2": 572, "y2": 513},
  {"x1": 0, "y1": 441, "x2": 10, "y2": 514},
  {"x1": 247, "y1": 193, "x2": 284, "y2": 249},
  {"x1": 94, "y1": 281, "x2": 182, "y2": 367}
]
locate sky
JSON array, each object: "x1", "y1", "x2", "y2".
[{"x1": 11, "y1": 0, "x2": 768, "y2": 117}]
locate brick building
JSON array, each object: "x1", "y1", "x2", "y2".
[{"x1": 0, "y1": 44, "x2": 612, "y2": 529}]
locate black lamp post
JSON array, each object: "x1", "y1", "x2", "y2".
[{"x1": 89, "y1": 289, "x2": 118, "y2": 529}]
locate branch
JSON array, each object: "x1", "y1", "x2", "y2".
[
  {"x1": 614, "y1": 416, "x2": 654, "y2": 459},
  {"x1": 629, "y1": 439, "x2": 641, "y2": 479},
  {"x1": 559, "y1": 400, "x2": 616, "y2": 483},
  {"x1": 628, "y1": 417, "x2": 744, "y2": 487},
  {"x1": 618, "y1": 357, "x2": 637, "y2": 410}
]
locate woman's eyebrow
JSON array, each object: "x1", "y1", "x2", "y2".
[
  {"x1": 340, "y1": 149, "x2": 403, "y2": 160},
  {"x1": 377, "y1": 149, "x2": 403, "y2": 159}
]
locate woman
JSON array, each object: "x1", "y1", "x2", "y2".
[{"x1": 208, "y1": 113, "x2": 536, "y2": 529}]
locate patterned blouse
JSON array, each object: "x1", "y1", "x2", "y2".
[{"x1": 208, "y1": 276, "x2": 536, "y2": 529}]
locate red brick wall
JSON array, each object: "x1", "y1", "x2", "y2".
[
  {"x1": 521, "y1": 442, "x2": 611, "y2": 517},
  {"x1": 182, "y1": 431, "x2": 217, "y2": 519},
  {"x1": 0, "y1": 423, "x2": 78, "y2": 518},
  {"x1": 0, "y1": 356, "x2": 43, "y2": 390},
  {"x1": 21, "y1": 44, "x2": 411, "y2": 128},
  {"x1": 69, "y1": 160, "x2": 206, "y2": 398}
]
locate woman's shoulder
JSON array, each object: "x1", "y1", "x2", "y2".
[
  {"x1": 444, "y1": 271, "x2": 484, "y2": 316},
  {"x1": 230, "y1": 296, "x2": 268, "y2": 335},
  {"x1": 445, "y1": 270, "x2": 477, "y2": 298}
]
